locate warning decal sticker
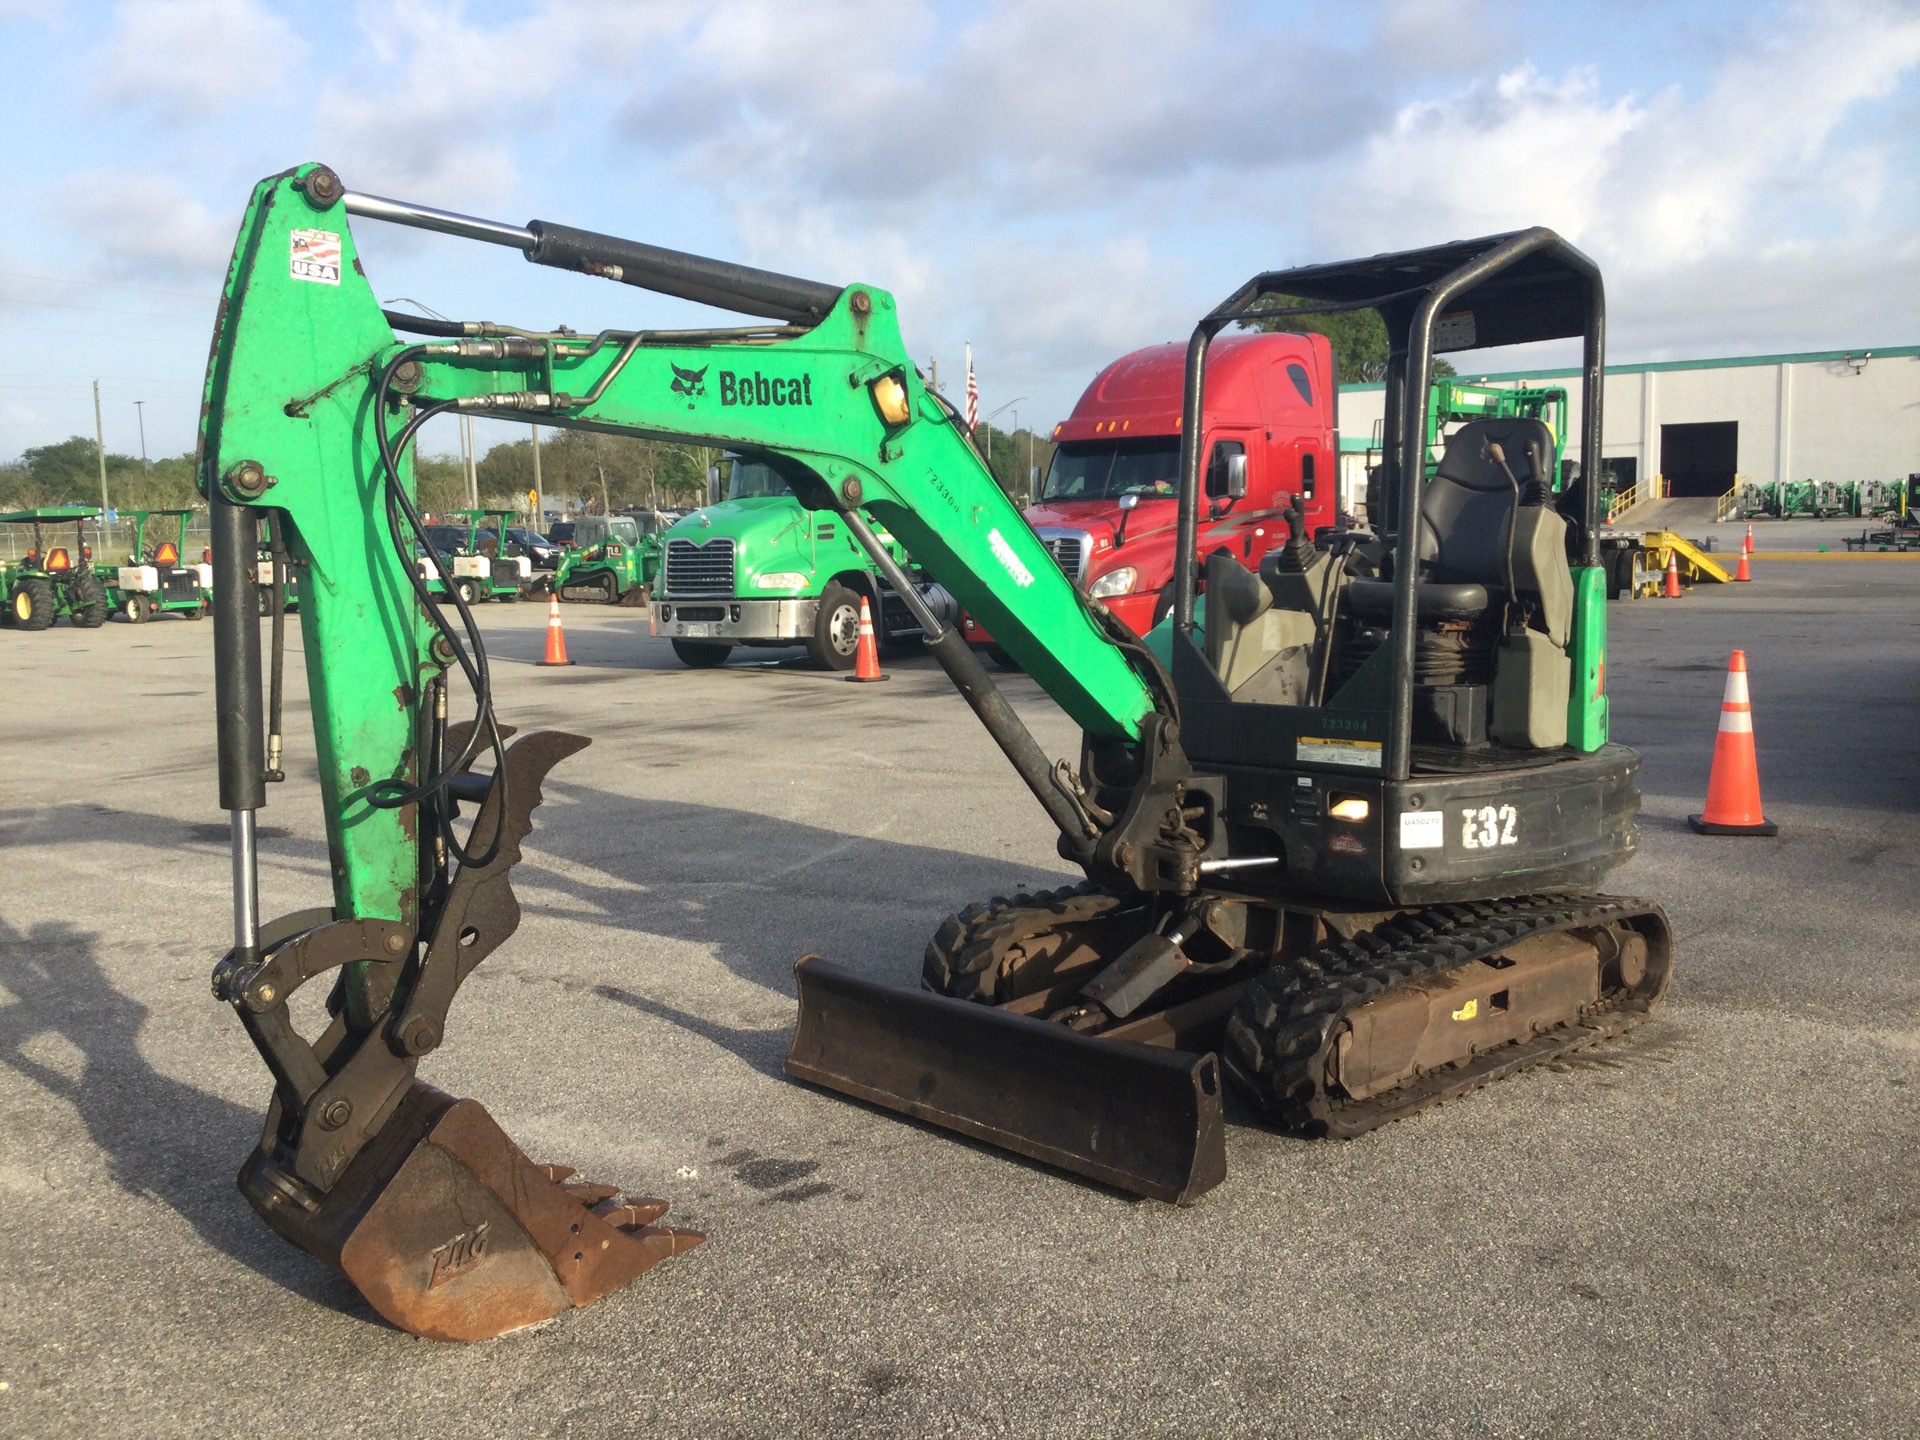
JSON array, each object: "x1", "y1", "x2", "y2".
[
  {"x1": 1296, "y1": 736, "x2": 1382, "y2": 769},
  {"x1": 290, "y1": 229, "x2": 342, "y2": 285}
]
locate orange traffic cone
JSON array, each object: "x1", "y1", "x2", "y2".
[
  {"x1": 538, "y1": 591, "x2": 573, "y2": 666},
  {"x1": 1733, "y1": 550, "x2": 1751, "y2": 581},
  {"x1": 1743, "y1": 522, "x2": 1754, "y2": 554},
  {"x1": 1688, "y1": 651, "x2": 1775, "y2": 835},
  {"x1": 1663, "y1": 551, "x2": 1682, "y2": 598},
  {"x1": 848, "y1": 595, "x2": 886, "y2": 682}
]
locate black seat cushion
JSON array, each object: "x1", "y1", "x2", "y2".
[{"x1": 1346, "y1": 577, "x2": 1489, "y2": 623}]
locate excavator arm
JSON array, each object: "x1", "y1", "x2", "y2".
[{"x1": 198, "y1": 164, "x2": 1224, "y2": 1334}]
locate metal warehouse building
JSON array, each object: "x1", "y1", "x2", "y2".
[{"x1": 1336, "y1": 344, "x2": 1920, "y2": 509}]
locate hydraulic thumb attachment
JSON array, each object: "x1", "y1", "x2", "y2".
[{"x1": 212, "y1": 731, "x2": 703, "y2": 1341}]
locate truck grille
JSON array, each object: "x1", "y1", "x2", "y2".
[
  {"x1": 664, "y1": 538, "x2": 735, "y2": 598},
  {"x1": 1036, "y1": 530, "x2": 1090, "y2": 585}
]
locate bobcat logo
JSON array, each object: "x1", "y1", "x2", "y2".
[{"x1": 670, "y1": 363, "x2": 708, "y2": 406}]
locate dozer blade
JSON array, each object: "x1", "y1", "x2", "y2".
[
  {"x1": 240, "y1": 1083, "x2": 703, "y2": 1342},
  {"x1": 786, "y1": 956, "x2": 1225, "y2": 1205}
]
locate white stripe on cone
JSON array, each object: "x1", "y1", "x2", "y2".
[{"x1": 1718, "y1": 662, "x2": 1752, "y2": 732}]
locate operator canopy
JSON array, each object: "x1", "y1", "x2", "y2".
[{"x1": 1224, "y1": 228, "x2": 1601, "y2": 352}]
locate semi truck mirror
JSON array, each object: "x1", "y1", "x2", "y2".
[
  {"x1": 1301, "y1": 451, "x2": 1316, "y2": 500},
  {"x1": 1227, "y1": 452, "x2": 1248, "y2": 499},
  {"x1": 1118, "y1": 493, "x2": 1140, "y2": 512}
]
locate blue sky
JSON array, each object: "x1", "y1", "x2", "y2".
[{"x1": 2, "y1": 0, "x2": 1916, "y2": 467}]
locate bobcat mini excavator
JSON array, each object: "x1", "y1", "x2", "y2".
[{"x1": 200, "y1": 163, "x2": 1667, "y2": 1338}]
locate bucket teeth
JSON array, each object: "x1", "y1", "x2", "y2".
[
  {"x1": 558, "y1": 1179, "x2": 622, "y2": 1207},
  {"x1": 593, "y1": 1197, "x2": 673, "y2": 1229}
]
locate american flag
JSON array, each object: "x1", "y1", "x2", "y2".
[{"x1": 965, "y1": 343, "x2": 978, "y2": 430}]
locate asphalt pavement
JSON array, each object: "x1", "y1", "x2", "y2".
[{"x1": 1, "y1": 566, "x2": 1915, "y2": 1438}]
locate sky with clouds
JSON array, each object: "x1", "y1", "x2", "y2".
[{"x1": 2, "y1": 0, "x2": 1916, "y2": 467}]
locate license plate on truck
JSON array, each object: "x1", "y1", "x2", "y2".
[{"x1": 679, "y1": 623, "x2": 710, "y2": 637}]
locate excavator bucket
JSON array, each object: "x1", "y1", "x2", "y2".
[
  {"x1": 240, "y1": 1082, "x2": 702, "y2": 1342},
  {"x1": 786, "y1": 957, "x2": 1226, "y2": 1205}
]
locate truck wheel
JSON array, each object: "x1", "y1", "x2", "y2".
[
  {"x1": 257, "y1": 587, "x2": 273, "y2": 617},
  {"x1": 13, "y1": 578, "x2": 54, "y2": 631},
  {"x1": 807, "y1": 582, "x2": 862, "y2": 671},
  {"x1": 672, "y1": 639, "x2": 732, "y2": 668},
  {"x1": 69, "y1": 573, "x2": 108, "y2": 628},
  {"x1": 454, "y1": 578, "x2": 480, "y2": 606},
  {"x1": 1151, "y1": 583, "x2": 1177, "y2": 628},
  {"x1": 985, "y1": 646, "x2": 1022, "y2": 672},
  {"x1": 124, "y1": 593, "x2": 152, "y2": 624},
  {"x1": 497, "y1": 585, "x2": 519, "y2": 603},
  {"x1": 185, "y1": 598, "x2": 207, "y2": 620}
]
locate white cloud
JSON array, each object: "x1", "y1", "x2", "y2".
[
  {"x1": 1306, "y1": 0, "x2": 1920, "y2": 360},
  {"x1": 95, "y1": 0, "x2": 302, "y2": 123},
  {"x1": 54, "y1": 172, "x2": 235, "y2": 281}
]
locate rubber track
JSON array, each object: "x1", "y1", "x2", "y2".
[
  {"x1": 1221, "y1": 892, "x2": 1671, "y2": 1138},
  {"x1": 922, "y1": 881, "x2": 1140, "y2": 1003}
]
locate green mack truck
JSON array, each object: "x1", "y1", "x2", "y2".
[{"x1": 653, "y1": 453, "x2": 956, "y2": 669}]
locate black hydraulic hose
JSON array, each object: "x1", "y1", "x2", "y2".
[{"x1": 366, "y1": 347, "x2": 510, "y2": 870}]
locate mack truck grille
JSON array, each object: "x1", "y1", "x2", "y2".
[
  {"x1": 664, "y1": 538, "x2": 736, "y2": 598},
  {"x1": 1037, "y1": 531, "x2": 1090, "y2": 585}
]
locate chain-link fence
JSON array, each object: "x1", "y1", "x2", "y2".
[{"x1": 0, "y1": 517, "x2": 212, "y2": 565}]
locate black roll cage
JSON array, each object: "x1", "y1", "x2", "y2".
[{"x1": 1170, "y1": 227, "x2": 1606, "y2": 782}]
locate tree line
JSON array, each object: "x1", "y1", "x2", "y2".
[{"x1": 4, "y1": 421, "x2": 1058, "y2": 521}]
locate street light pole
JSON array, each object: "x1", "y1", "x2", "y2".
[{"x1": 981, "y1": 397, "x2": 1026, "y2": 481}]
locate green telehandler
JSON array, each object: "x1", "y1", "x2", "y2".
[
  {"x1": 196, "y1": 163, "x2": 1667, "y2": 1341},
  {"x1": 1, "y1": 506, "x2": 110, "y2": 629}
]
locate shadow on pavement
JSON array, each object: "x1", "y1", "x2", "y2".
[{"x1": 0, "y1": 915, "x2": 377, "y2": 1324}]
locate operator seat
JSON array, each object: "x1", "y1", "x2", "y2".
[{"x1": 1345, "y1": 418, "x2": 1573, "y2": 646}]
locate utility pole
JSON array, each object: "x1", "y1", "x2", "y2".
[
  {"x1": 530, "y1": 424, "x2": 544, "y2": 527},
  {"x1": 462, "y1": 414, "x2": 478, "y2": 507},
  {"x1": 91, "y1": 380, "x2": 110, "y2": 517},
  {"x1": 928, "y1": 357, "x2": 939, "y2": 394},
  {"x1": 134, "y1": 400, "x2": 150, "y2": 478}
]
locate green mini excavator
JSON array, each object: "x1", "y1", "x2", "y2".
[{"x1": 198, "y1": 163, "x2": 1667, "y2": 1340}]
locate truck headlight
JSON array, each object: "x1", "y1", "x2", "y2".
[
  {"x1": 755, "y1": 572, "x2": 808, "y2": 590},
  {"x1": 1087, "y1": 567, "x2": 1138, "y2": 599}
]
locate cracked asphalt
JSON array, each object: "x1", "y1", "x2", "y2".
[{"x1": 1, "y1": 561, "x2": 1914, "y2": 1438}]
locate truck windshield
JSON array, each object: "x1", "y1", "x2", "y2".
[
  {"x1": 728, "y1": 460, "x2": 790, "y2": 500},
  {"x1": 1040, "y1": 437, "x2": 1182, "y2": 502}
]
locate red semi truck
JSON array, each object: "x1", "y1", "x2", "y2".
[{"x1": 963, "y1": 330, "x2": 1339, "y2": 646}]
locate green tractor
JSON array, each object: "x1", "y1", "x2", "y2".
[
  {"x1": 0, "y1": 506, "x2": 111, "y2": 630},
  {"x1": 553, "y1": 511, "x2": 666, "y2": 604},
  {"x1": 106, "y1": 508, "x2": 211, "y2": 622}
]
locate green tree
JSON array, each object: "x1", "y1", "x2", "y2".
[
  {"x1": 1240, "y1": 297, "x2": 1453, "y2": 385},
  {"x1": 414, "y1": 455, "x2": 471, "y2": 516},
  {"x1": 973, "y1": 425, "x2": 1055, "y2": 503}
]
